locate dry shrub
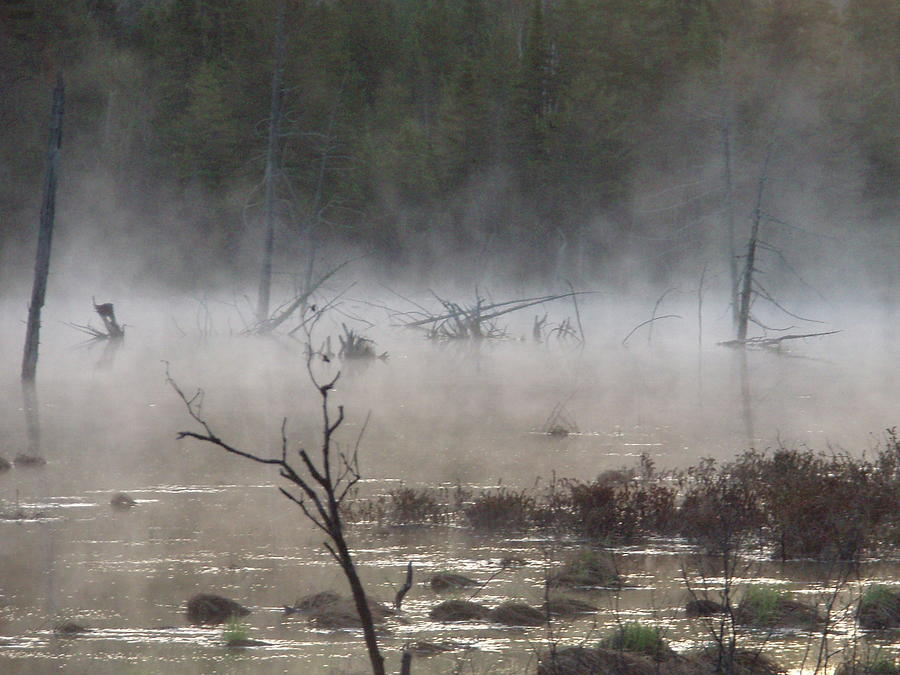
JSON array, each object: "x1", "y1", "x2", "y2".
[
  {"x1": 386, "y1": 487, "x2": 447, "y2": 524},
  {"x1": 857, "y1": 584, "x2": 900, "y2": 630},
  {"x1": 463, "y1": 488, "x2": 536, "y2": 531},
  {"x1": 558, "y1": 475, "x2": 677, "y2": 541},
  {"x1": 677, "y1": 457, "x2": 766, "y2": 554}
]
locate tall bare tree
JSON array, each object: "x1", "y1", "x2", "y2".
[{"x1": 256, "y1": 0, "x2": 287, "y2": 324}]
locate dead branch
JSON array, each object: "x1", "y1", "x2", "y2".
[
  {"x1": 167, "y1": 359, "x2": 385, "y2": 675},
  {"x1": 718, "y1": 330, "x2": 840, "y2": 350},
  {"x1": 394, "y1": 561, "x2": 413, "y2": 611},
  {"x1": 621, "y1": 315, "x2": 683, "y2": 347}
]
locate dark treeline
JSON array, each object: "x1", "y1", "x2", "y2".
[{"x1": 1, "y1": 0, "x2": 897, "y2": 287}]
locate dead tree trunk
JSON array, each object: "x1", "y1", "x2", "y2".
[
  {"x1": 22, "y1": 74, "x2": 64, "y2": 383},
  {"x1": 736, "y1": 147, "x2": 773, "y2": 342},
  {"x1": 256, "y1": 0, "x2": 286, "y2": 324}
]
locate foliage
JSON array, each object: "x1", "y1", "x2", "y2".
[
  {"x1": 1, "y1": 0, "x2": 897, "y2": 283},
  {"x1": 463, "y1": 488, "x2": 536, "y2": 531},
  {"x1": 737, "y1": 586, "x2": 783, "y2": 625},
  {"x1": 600, "y1": 622, "x2": 671, "y2": 661},
  {"x1": 221, "y1": 618, "x2": 249, "y2": 645}
]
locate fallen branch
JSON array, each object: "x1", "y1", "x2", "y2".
[{"x1": 718, "y1": 330, "x2": 840, "y2": 349}]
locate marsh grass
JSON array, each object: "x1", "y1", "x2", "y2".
[
  {"x1": 739, "y1": 586, "x2": 782, "y2": 625},
  {"x1": 601, "y1": 622, "x2": 671, "y2": 660},
  {"x1": 222, "y1": 618, "x2": 248, "y2": 645},
  {"x1": 857, "y1": 584, "x2": 900, "y2": 629},
  {"x1": 463, "y1": 488, "x2": 536, "y2": 531}
]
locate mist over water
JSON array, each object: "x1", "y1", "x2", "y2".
[{"x1": 2, "y1": 1, "x2": 898, "y2": 670}]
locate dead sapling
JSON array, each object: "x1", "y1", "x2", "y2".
[
  {"x1": 167, "y1": 360, "x2": 387, "y2": 675},
  {"x1": 399, "y1": 290, "x2": 594, "y2": 342},
  {"x1": 541, "y1": 398, "x2": 578, "y2": 438},
  {"x1": 339, "y1": 323, "x2": 387, "y2": 361}
]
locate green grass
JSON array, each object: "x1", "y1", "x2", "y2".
[
  {"x1": 601, "y1": 622, "x2": 668, "y2": 659},
  {"x1": 221, "y1": 618, "x2": 248, "y2": 645},
  {"x1": 741, "y1": 586, "x2": 782, "y2": 625},
  {"x1": 860, "y1": 585, "x2": 896, "y2": 610}
]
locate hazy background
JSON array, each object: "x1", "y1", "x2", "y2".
[{"x1": 1, "y1": 0, "x2": 897, "y2": 478}]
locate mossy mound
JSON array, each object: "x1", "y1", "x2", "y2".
[
  {"x1": 186, "y1": 594, "x2": 250, "y2": 625},
  {"x1": 685, "y1": 649, "x2": 787, "y2": 675},
  {"x1": 288, "y1": 591, "x2": 392, "y2": 628},
  {"x1": 489, "y1": 602, "x2": 545, "y2": 626},
  {"x1": 686, "y1": 598, "x2": 728, "y2": 617},
  {"x1": 835, "y1": 656, "x2": 900, "y2": 675},
  {"x1": 14, "y1": 454, "x2": 46, "y2": 468},
  {"x1": 857, "y1": 585, "x2": 900, "y2": 630},
  {"x1": 429, "y1": 600, "x2": 490, "y2": 622},
  {"x1": 430, "y1": 572, "x2": 478, "y2": 592},
  {"x1": 538, "y1": 647, "x2": 658, "y2": 675},
  {"x1": 53, "y1": 622, "x2": 90, "y2": 637},
  {"x1": 600, "y1": 623, "x2": 675, "y2": 661},
  {"x1": 543, "y1": 596, "x2": 598, "y2": 617},
  {"x1": 539, "y1": 647, "x2": 786, "y2": 675},
  {"x1": 550, "y1": 549, "x2": 621, "y2": 588},
  {"x1": 735, "y1": 588, "x2": 823, "y2": 629},
  {"x1": 110, "y1": 492, "x2": 137, "y2": 509}
]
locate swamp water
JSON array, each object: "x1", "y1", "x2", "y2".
[{"x1": 0, "y1": 300, "x2": 898, "y2": 673}]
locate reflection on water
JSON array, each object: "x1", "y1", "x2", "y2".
[
  {"x1": 0, "y1": 479, "x2": 897, "y2": 674},
  {"x1": 0, "y1": 308, "x2": 897, "y2": 672}
]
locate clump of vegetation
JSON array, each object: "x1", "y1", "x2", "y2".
[
  {"x1": 601, "y1": 622, "x2": 672, "y2": 661},
  {"x1": 14, "y1": 453, "x2": 46, "y2": 468},
  {"x1": 221, "y1": 618, "x2": 248, "y2": 645},
  {"x1": 685, "y1": 598, "x2": 728, "y2": 617},
  {"x1": 0, "y1": 456, "x2": 10, "y2": 473},
  {"x1": 110, "y1": 492, "x2": 137, "y2": 509},
  {"x1": 543, "y1": 595, "x2": 597, "y2": 617},
  {"x1": 563, "y1": 473, "x2": 677, "y2": 541},
  {"x1": 53, "y1": 622, "x2": 90, "y2": 637},
  {"x1": 489, "y1": 602, "x2": 545, "y2": 626},
  {"x1": 463, "y1": 488, "x2": 536, "y2": 531},
  {"x1": 541, "y1": 400, "x2": 578, "y2": 437},
  {"x1": 688, "y1": 646, "x2": 788, "y2": 675},
  {"x1": 550, "y1": 549, "x2": 620, "y2": 588},
  {"x1": 386, "y1": 487, "x2": 446, "y2": 524},
  {"x1": 338, "y1": 324, "x2": 386, "y2": 360},
  {"x1": 857, "y1": 585, "x2": 900, "y2": 630},
  {"x1": 835, "y1": 650, "x2": 900, "y2": 675},
  {"x1": 430, "y1": 572, "x2": 477, "y2": 592},
  {"x1": 429, "y1": 599, "x2": 490, "y2": 622},
  {"x1": 185, "y1": 593, "x2": 250, "y2": 626},
  {"x1": 735, "y1": 586, "x2": 822, "y2": 628}
]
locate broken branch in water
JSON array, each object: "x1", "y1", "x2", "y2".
[{"x1": 718, "y1": 330, "x2": 840, "y2": 350}]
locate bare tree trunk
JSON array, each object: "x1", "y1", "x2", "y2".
[
  {"x1": 22, "y1": 74, "x2": 64, "y2": 384},
  {"x1": 736, "y1": 148, "x2": 773, "y2": 342},
  {"x1": 718, "y1": 49, "x2": 739, "y2": 333},
  {"x1": 722, "y1": 112, "x2": 738, "y2": 331},
  {"x1": 256, "y1": 0, "x2": 286, "y2": 324}
]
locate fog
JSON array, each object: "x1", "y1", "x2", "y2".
[{"x1": 1, "y1": 2, "x2": 898, "y2": 670}]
